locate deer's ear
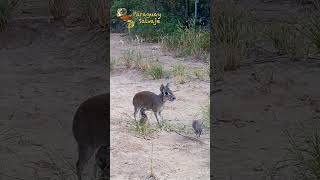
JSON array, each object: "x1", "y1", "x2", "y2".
[
  {"x1": 160, "y1": 84, "x2": 164, "y2": 91},
  {"x1": 166, "y1": 83, "x2": 169, "y2": 88}
]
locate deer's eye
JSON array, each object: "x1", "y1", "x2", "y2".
[{"x1": 165, "y1": 92, "x2": 168, "y2": 95}]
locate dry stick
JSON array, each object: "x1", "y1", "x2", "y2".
[
  {"x1": 150, "y1": 143, "x2": 155, "y2": 178},
  {"x1": 148, "y1": 143, "x2": 158, "y2": 180}
]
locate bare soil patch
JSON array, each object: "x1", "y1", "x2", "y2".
[{"x1": 110, "y1": 33, "x2": 210, "y2": 179}]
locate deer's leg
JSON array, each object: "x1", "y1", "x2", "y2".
[
  {"x1": 93, "y1": 161, "x2": 98, "y2": 180},
  {"x1": 154, "y1": 111, "x2": 161, "y2": 125},
  {"x1": 134, "y1": 107, "x2": 141, "y2": 122},
  {"x1": 159, "y1": 110, "x2": 164, "y2": 122},
  {"x1": 76, "y1": 145, "x2": 95, "y2": 180}
]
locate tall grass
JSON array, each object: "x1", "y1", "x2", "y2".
[
  {"x1": 171, "y1": 64, "x2": 188, "y2": 84},
  {"x1": 193, "y1": 67, "x2": 209, "y2": 81},
  {"x1": 0, "y1": 0, "x2": 18, "y2": 31},
  {"x1": 146, "y1": 63, "x2": 164, "y2": 79},
  {"x1": 266, "y1": 23, "x2": 307, "y2": 60},
  {"x1": 299, "y1": 14, "x2": 320, "y2": 53},
  {"x1": 212, "y1": 0, "x2": 253, "y2": 70},
  {"x1": 200, "y1": 104, "x2": 210, "y2": 129},
  {"x1": 162, "y1": 25, "x2": 209, "y2": 61},
  {"x1": 285, "y1": 125, "x2": 320, "y2": 179},
  {"x1": 121, "y1": 48, "x2": 143, "y2": 69},
  {"x1": 295, "y1": 0, "x2": 320, "y2": 9},
  {"x1": 76, "y1": 0, "x2": 108, "y2": 29}
]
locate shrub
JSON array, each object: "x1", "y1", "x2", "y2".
[
  {"x1": 146, "y1": 63, "x2": 164, "y2": 79},
  {"x1": 171, "y1": 64, "x2": 188, "y2": 84},
  {"x1": 212, "y1": 0, "x2": 253, "y2": 70},
  {"x1": 171, "y1": 64, "x2": 187, "y2": 77},
  {"x1": 193, "y1": 67, "x2": 209, "y2": 81},
  {"x1": 266, "y1": 23, "x2": 307, "y2": 60},
  {"x1": 285, "y1": 123, "x2": 320, "y2": 179},
  {"x1": 0, "y1": 0, "x2": 18, "y2": 31},
  {"x1": 298, "y1": 14, "x2": 320, "y2": 53},
  {"x1": 110, "y1": 0, "x2": 200, "y2": 42},
  {"x1": 121, "y1": 48, "x2": 142, "y2": 69},
  {"x1": 163, "y1": 24, "x2": 209, "y2": 60}
]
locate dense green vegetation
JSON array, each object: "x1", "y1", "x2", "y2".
[{"x1": 111, "y1": 0, "x2": 210, "y2": 60}]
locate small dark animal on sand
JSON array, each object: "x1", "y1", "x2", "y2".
[{"x1": 192, "y1": 120, "x2": 203, "y2": 138}]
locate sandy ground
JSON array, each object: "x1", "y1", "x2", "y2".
[
  {"x1": 212, "y1": 0, "x2": 320, "y2": 179},
  {"x1": 0, "y1": 1, "x2": 106, "y2": 179},
  {"x1": 213, "y1": 61, "x2": 320, "y2": 179},
  {"x1": 110, "y1": 34, "x2": 210, "y2": 179}
]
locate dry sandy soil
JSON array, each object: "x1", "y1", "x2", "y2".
[
  {"x1": 110, "y1": 34, "x2": 210, "y2": 179},
  {"x1": 212, "y1": 0, "x2": 320, "y2": 179},
  {"x1": 0, "y1": 1, "x2": 210, "y2": 180},
  {"x1": 0, "y1": 1, "x2": 106, "y2": 179}
]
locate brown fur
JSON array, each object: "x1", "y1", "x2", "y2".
[{"x1": 133, "y1": 83, "x2": 176, "y2": 124}]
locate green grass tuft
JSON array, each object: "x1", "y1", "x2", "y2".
[
  {"x1": 121, "y1": 48, "x2": 143, "y2": 69},
  {"x1": 162, "y1": 25, "x2": 209, "y2": 61},
  {"x1": 145, "y1": 63, "x2": 164, "y2": 79},
  {"x1": 266, "y1": 23, "x2": 307, "y2": 60}
]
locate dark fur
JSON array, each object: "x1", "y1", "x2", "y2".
[
  {"x1": 95, "y1": 145, "x2": 109, "y2": 178},
  {"x1": 72, "y1": 93, "x2": 109, "y2": 180},
  {"x1": 192, "y1": 120, "x2": 202, "y2": 138}
]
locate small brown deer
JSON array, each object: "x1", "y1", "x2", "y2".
[
  {"x1": 72, "y1": 93, "x2": 109, "y2": 180},
  {"x1": 133, "y1": 83, "x2": 176, "y2": 125}
]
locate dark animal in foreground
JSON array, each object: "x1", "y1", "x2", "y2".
[
  {"x1": 94, "y1": 145, "x2": 109, "y2": 179},
  {"x1": 72, "y1": 93, "x2": 109, "y2": 180}
]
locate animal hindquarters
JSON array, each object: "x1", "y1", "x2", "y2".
[
  {"x1": 94, "y1": 145, "x2": 109, "y2": 178},
  {"x1": 72, "y1": 93, "x2": 109, "y2": 180}
]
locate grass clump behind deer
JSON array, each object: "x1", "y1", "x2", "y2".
[
  {"x1": 212, "y1": 0, "x2": 254, "y2": 71},
  {"x1": 162, "y1": 25, "x2": 209, "y2": 61}
]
